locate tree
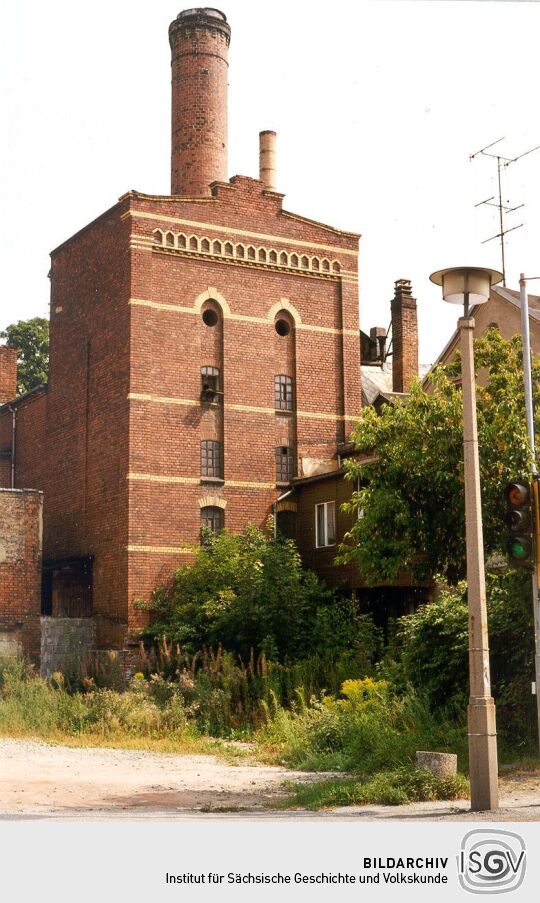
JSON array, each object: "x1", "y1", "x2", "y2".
[
  {"x1": 140, "y1": 523, "x2": 367, "y2": 662},
  {"x1": 390, "y1": 571, "x2": 536, "y2": 746},
  {"x1": 340, "y1": 328, "x2": 537, "y2": 585},
  {"x1": 0, "y1": 317, "x2": 49, "y2": 395}
]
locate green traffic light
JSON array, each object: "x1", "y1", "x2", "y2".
[{"x1": 511, "y1": 540, "x2": 528, "y2": 559}]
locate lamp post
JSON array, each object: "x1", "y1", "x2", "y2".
[{"x1": 430, "y1": 266, "x2": 503, "y2": 812}]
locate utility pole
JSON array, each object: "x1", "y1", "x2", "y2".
[
  {"x1": 430, "y1": 266, "x2": 502, "y2": 811},
  {"x1": 519, "y1": 274, "x2": 540, "y2": 750}
]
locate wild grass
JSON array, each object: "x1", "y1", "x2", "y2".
[
  {"x1": 277, "y1": 768, "x2": 469, "y2": 809},
  {"x1": 0, "y1": 655, "x2": 468, "y2": 776},
  {"x1": 0, "y1": 654, "x2": 247, "y2": 760},
  {"x1": 256, "y1": 677, "x2": 468, "y2": 774}
]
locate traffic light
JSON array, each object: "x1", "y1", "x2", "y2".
[{"x1": 504, "y1": 482, "x2": 533, "y2": 568}]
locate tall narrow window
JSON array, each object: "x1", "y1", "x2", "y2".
[
  {"x1": 201, "y1": 366, "x2": 221, "y2": 402},
  {"x1": 201, "y1": 440, "x2": 222, "y2": 479},
  {"x1": 201, "y1": 506, "x2": 224, "y2": 536},
  {"x1": 274, "y1": 374, "x2": 293, "y2": 411},
  {"x1": 275, "y1": 445, "x2": 294, "y2": 484},
  {"x1": 315, "y1": 501, "x2": 336, "y2": 548}
]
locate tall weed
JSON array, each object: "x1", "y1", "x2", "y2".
[{"x1": 257, "y1": 677, "x2": 467, "y2": 773}]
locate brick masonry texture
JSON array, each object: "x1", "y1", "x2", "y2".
[
  {"x1": 170, "y1": 9, "x2": 231, "y2": 196},
  {"x1": 391, "y1": 283, "x2": 418, "y2": 393},
  {"x1": 0, "y1": 347, "x2": 17, "y2": 405},
  {"x1": 0, "y1": 489, "x2": 43, "y2": 660},
  {"x1": 0, "y1": 9, "x2": 363, "y2": 654},
  {"x1": 0, "y1": 176, "x2": 360, "y2": 651}
]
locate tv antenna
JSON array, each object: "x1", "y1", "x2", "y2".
[{"x1": 470, "y1": 137, "x2": 540, "y2": 286}]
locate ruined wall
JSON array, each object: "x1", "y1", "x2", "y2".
[{"x1": 0, "y1": 488, "x2": 43, "y2": 660}]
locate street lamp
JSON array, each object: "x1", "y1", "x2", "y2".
[{"x1": 430, "y1": 265, "x2": 503, "y2": 812}]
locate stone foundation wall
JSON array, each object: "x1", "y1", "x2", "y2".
[{"x1": 40, "y1": 617, "x2": 95, "y2": 677}]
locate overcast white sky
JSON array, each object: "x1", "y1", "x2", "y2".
[{"x1": 1, "y1": 0, "x2": 539, "y2": 363}]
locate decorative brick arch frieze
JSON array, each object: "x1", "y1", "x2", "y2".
[
  {"x1": 193, "y1": 288, "x2": 231, "y2": 316},
  {"x1": 152, "y1": 229, "x2": 342, "y2": 279},
  {"x1": 267, "y1": 298, "x2": 302, "y2": 325},
  {"x1": 198, "y1": 496, "x2": 227, "y2": 509}
]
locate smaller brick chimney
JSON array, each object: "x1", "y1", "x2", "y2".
[
  {"x1": 391, "y1": 278, "x2": 418, "y2": 393},
  {"x1": 0, "y1": 346, "x2": 17, "y2": 404},
  {"x1": 259, "y1": 130, "x2": 277, "y2": 191}
]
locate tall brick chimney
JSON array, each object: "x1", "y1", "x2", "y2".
[
  {"x1": 169, "y1": 8, "x2": 231, "y2": 196},
  {"x1": 0, "y1": 346, "x2": 17, "y2": 404},
  {"x1": 391, "y1": 278, "x2": 418, "y2": 393}
]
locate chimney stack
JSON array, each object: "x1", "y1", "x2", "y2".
[
  {"x1": 369, "y1": 326, "x2": 387, "y2": 362},
  {"x1": 259, "y1": 130, "x2": 277, "y2": 191},
  {"x1": 0, "y1": 346, "x2": 17, "y2": 404},
  {"x1": 169, "y1": 8, "x2": 231, "y2": 196},
  {"x1": 391, "y1": 278, "x2": 418, "y2": 393}
]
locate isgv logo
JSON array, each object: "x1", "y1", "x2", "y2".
[{"x1": 458, "y1": 829, "x2": 526, "y2": 894}]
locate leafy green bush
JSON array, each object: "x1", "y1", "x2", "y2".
[
  {"x1": 140, "y1": 525, "x2": 380, "y2": 664},
  {"x1": 386, "y1": 570, "x2": 536, "y2": 752}
]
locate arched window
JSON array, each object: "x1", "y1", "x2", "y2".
[
  {"x1": 201, "y1": 506, "x2": 224, "y2": 536},
  {"x1": 274, "y1": 374, "x2": 293, "y2": 411},
  {"x1": 201, "y1": 440, "x2": 222, "y2": 479},
  {"x1": 275, "y1": 444, "x2": 295, "y2": 484}
]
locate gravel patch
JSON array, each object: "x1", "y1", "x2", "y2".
[{"x1": 1, "y1": 738, "x2": 538, "y2": 820}]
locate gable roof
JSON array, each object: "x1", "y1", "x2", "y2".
[{"x1": 429, "y1": 284, "x2": 540, "y2": 372}]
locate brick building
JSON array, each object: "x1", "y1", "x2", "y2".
[{"x1": 0, "y1": 8, "x2": 365, "y2": 658}]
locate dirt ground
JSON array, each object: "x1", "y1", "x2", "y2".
[{"x1": 1, "y1": 738, "x2": 539, "y2": 821}]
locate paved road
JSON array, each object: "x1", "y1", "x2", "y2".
[{"x1": 1, "y1": 738, "x2": 538, "y2": 821}]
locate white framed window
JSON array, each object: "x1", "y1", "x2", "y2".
[{"x1": 315, "y1": 501, "x2": 336, "y2": 548}]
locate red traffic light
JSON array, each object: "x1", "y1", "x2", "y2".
[{"x1": 504, "y1": 483, "x2": 530, "y2": 507}]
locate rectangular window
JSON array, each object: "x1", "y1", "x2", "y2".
[
  {"x1": 315, "y1": 501, "x2": 336, "y2": 548},
  {"x1": 275, "y1": 445, "x2": 294, "y2": 483},
  {"x1": 201, "y1": 366, "x2": 221, "y2": 402},
  {"x1": 274, "y1": 374, "x2": 293, "y2": 411},
  {"x1": 201, "y1": 440, "x2": 222, "y2": 479}
]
